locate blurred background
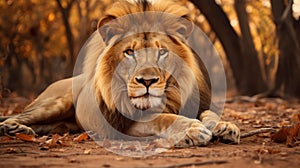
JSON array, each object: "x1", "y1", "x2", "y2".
[{"x1": 0, "y1": 0, "x2": 299, "y2": 99}]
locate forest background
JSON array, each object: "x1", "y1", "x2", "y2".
[{"x1": 0, "y1": 0, "x2": 300, "y2": 100}]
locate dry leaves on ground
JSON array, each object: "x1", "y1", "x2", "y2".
[
  {"x1": 73, "y1": 132, "x2": 89, "y2": 142},
  {"x1": 271, "y1": 123, "x2": 300, "y2": 147},
  {"x1": 3, "y1": 133, "x2": 77, "y2": 150}
]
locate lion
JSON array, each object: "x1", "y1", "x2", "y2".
[{"x1": 0, "y1": 0, "x2": 240, "y2": 147}]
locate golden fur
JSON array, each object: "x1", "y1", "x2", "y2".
[
  {"x1": 0, "y1": 0, "x2": 240, "y2": 146},
  {"x1": 90, "y1": 0, "x2": 211, "y2": 133}
]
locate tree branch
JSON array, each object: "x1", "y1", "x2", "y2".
[
  {"x1": 152, "y1": 160, "x2": 228, "y2": 168},
  {"x1": 279, "y1": 0, "x2": 293, "y2": 25},
  {"x1": 241, "y1": 128, "x2": 276, "y2": 138}
]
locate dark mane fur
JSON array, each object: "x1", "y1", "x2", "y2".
[{"x1": 136, "y1": 0, "x2": 151, "y2": 11}]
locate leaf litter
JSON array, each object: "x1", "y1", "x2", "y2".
[
  {"x1": 9, "y1": 133, "x2": 76, "y2": 150},
  {"x1": 1, "y1": 96, "x2": 300, "y2": 167},
  {"x1": 271, "y1": 123, "x2": 300, "y2": 147}
]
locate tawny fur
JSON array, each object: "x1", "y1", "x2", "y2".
[{"x1": 0, "y1": 0, "x2": 240, "y2": 146}]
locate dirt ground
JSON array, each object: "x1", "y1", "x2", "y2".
[{"x1": 0, "y1": 95, "x2": 300, "y2": 168}]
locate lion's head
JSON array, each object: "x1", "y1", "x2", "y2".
[{"x1": 83, "y1": 0, "x2": 211, "y2": 132}]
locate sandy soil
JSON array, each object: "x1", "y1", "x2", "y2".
[{"x1": 0, "y1": 96, "x2": 300, "y2": 168}]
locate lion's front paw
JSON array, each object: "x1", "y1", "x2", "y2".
[
  {"x1": 212, "y1": 121, "x2": 240, "y2": 144},
  {"x1": 175, "y1": 121, "x2": 212, "y2": 147},
  {"x1": 0, "y1": 121, "x2": 36, "y2": 136}
]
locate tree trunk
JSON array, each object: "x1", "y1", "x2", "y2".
[
  {"x1": 190, "y1": 0, "x2": 266, "y2": 95},
  {"x1": 6, "y1": 42, "x2": 23, "y2": 94},
  {"x1": 234, "y1": 0, "x2": 266, "y2": 93},
  {"x1": 56, "y1": 0, "x2": 76, "y2": 76},
  {"x1": 271, "y1": 0, "x2": 300, "y2": 98}
]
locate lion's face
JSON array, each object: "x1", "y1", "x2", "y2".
[
  {"x1": 115, "y1": 33, "x2": 173, "y2": 111},
  {"x1": 96, "y1": 32, "x2": 201, "y2": 116},
  {"x1": 90, "y1": 0, "x2": 211, "y2": 121}
]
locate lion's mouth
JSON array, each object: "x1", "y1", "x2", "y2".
[
  {"x1": 130, "y1": 93, "x2": 163, "y2": 110},
  {"x1": 131, "y1": 93, "x2": 150, "y2": 99}
]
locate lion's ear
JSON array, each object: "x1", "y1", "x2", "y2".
[
  {"x1": 175, "y1": 15, "x2": 194, "y2": 39},
  {"x1": 178, "y1": 16, "x2": 194, "y2": 37},
  {"x1": 97, "y1": 15, "x2": 118, "y2": 44}
]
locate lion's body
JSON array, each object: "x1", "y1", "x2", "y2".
[{"x1": 0, "y1": 0, "x2": 240, "y2": 147}]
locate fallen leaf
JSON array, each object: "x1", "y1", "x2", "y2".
[
  {"x1": 73, "y1": 133, "x2": 89, "y2": 142},
  {"x1": 46, "y1": 134, "x2": 61, "y2": 147},
  {"x1": 1, "y1": 134, "x2": 15, "y2": 142},
  {"x1": 40, "y1": 133, "x2": 73, "y2": 149},
  {"x1": 271, "y1": 123, "x2": 300, "y2": 146},
  {"x1": 57, "y1": 133, "x2": 73, "y2": 146},
  {"x1": 5, "y1": 148, "x2": 17, "y2": 153},
  {"x1": 84, "y1": 149, "x2": 91, "y2": 154},
  {"x1": 15, "y1": 133, "x2": 36, "y2": 142},
  {"x1": 48, "y1": 134, "x2": 62, "y2": 146},
  {"x1": 39, "y1": 146, "x2": 49, "y2": 150},
  {"x1": 37, "y1": 136, "x2": 49, "y2": 143}
]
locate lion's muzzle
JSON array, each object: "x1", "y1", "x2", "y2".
[
  {"x1": 135, "y1": 77, "x2": 159, "y2": 88},
  {"x1": 128, "y1": 68, "x2": 166, "y2": 110}
]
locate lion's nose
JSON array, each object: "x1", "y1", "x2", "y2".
[{"x1": 135, "y1": 77, "x2": 159, "y2": 87}]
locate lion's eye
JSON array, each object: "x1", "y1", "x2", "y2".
[
  {"x1": 124, "y1": 49, "x2": 135, "y2": 57},
  {"x1": 158, "y1": 48, "x2": 169, "y2": 57}
]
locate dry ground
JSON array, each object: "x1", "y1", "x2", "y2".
[{"x1": 0, "y1": 95, "x2": 300, "y2": 168}]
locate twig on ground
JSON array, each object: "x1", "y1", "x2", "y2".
[
  {"x1": 157, "y1": 153, "x2": 207, "y2": 158},
  {"x1": 151, "y1": 160, "x2": 228, "y2": 168},
  {"x1": 241, "y1": 128, "x2": 277, "y2": 138}
]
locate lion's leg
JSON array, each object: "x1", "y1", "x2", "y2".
[
  {"x1": 31, "y1": 121, "x2": 80, "y2": 135},
  {"x1": 0, "y1": 78, "x2": 77, "y2": 136},
  {"x1": 126, "y1": 113, "x2": 212, "y2": 147},
  {"x1": 199, "y1": 110, "x2": 240, "y2": 144}
]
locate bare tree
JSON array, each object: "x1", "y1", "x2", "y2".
[
  {"x1": 271, "y1": 0, "x2": 300, "y2": 98},
  {"x1": 56, "y1": 0, "x2": 76, "y2": 75},
  {"x1": 190, "y1": 0, "x2": 266, "y2": 95}
]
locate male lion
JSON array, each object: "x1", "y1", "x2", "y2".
[{"x1": 0, "y1": 0, "x2": 240, "y2": 147}]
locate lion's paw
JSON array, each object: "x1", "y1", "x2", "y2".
[
  {"x1": 175, "y1": 122, "x2": 212, "y2": 147},
  {"x1": 0, "y1": 121, "x2": 36, "y2": 136},
  {"x1": 212, "y1": 121, "x2": 240, "y2": 144}
]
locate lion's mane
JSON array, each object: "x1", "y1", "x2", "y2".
[{"x1": 80, "y1": 0, "x2": 211, "y2": 136}]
